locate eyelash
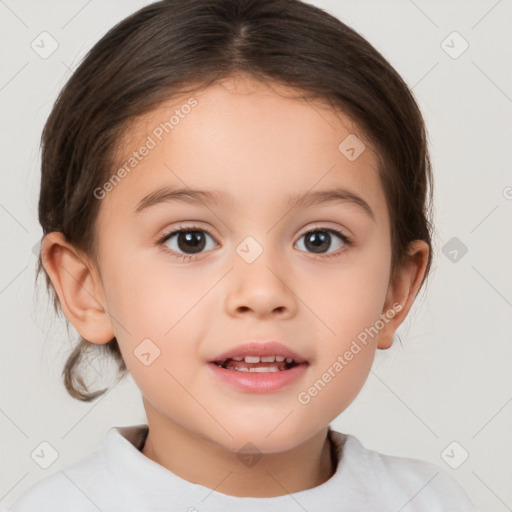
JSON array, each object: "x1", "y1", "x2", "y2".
[{"x1": 157, "y1": 224, "x2": 353, "y2": 263}]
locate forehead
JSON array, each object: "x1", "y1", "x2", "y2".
[{"x1": 103, "y1": 76, "x2": 387, "y2": 223}]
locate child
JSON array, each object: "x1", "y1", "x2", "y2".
[{"x1": 7, "y1": 0, "x2": 476, "y2": 510}]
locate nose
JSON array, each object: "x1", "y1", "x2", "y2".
[{"x1": 224, "y1": 248, "x2": 298, "y2": 320}]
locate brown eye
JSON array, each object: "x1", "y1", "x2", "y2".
[
  {"x1": 176, "y1": 230, "x2": 206, "y2": 254},
  {"x1": 161, "y1": 227, "x2": 218, "y2": 256},
  {"x1": 295, "y1": 228, "x2": 349, "y2": 255}
]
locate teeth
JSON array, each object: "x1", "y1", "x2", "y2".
[
  {"x1": 232, "y1": 366, "x2": 280, "y2": 372},
  {"x1": 220, "y1": 355, "x2": 296, "y2": 365},
  {"x1": 240, "y1": 355, "x2": 293, "y2": 364}
]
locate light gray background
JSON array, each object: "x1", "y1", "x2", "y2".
[{"x1": 1, "y1": 1, "x2": 511, "y2": 510}]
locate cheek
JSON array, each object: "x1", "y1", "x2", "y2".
[
  {"x1": 295, "y1": 349, "x2": 374, "y2": 436},
  {"x1": 102, "y1": 245, "x2": 210, "y2": 334},
  {"x1": 307, "y1": 244, "x2": 392, "y2": 341},
  {"x1": 99, "y1": 246, "x2": 212, "y2": 378},
  {"x1": 291, "y1": 247, "x2": 391, "y2": 422}
]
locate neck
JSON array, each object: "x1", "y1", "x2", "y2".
[{"x1": 140, "y1": 409, "x2": 336, "y2": 498}]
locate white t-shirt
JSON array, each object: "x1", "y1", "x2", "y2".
[{"x1": 6, "y1": 424, "x2": 476, "y2": 511}]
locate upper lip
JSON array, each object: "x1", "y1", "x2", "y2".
[{"x1": 209, "y1": 340, "x2": 308, "y2": 364}]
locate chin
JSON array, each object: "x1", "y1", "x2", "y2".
[{"x1": 208, "y1": 420, "x2": 310, "y2": 455}]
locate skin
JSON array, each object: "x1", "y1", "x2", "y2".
[{"x1": 41, "y1": 74, "x2": 429, "y2": 498}]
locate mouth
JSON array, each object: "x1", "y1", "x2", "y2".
[
  {"x1": 208, "y1": 353, "x2": 309, "y2": 394},
  {"x1": 208, "y1": 340, "x2": 309, "y2": 380},
  {"x1": 207, "y1": 344, "x2": 309, "y2": 393},
  {"x1": 211, "y1": 355, "x2": 303, "y2": 372}
]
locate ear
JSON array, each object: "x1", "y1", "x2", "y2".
[
  {"x1": 377, "y1": 240, "x2": 430, "y2": 349},
  {"x1": 40, "y1": 232, "x2": 115, "y2": 344}
]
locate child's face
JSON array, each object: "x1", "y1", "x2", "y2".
[{"x1": 92, "y1": 76, "x2": 403, "y2": 452}]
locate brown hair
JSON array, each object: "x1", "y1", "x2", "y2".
[{"x1": 36, "y1": 0, "x2": 435, "y2": 401}]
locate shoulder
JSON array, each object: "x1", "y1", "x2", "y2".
[
  {"x1": 332, "y1": 431, "x2": 476, "y2": 511},
  {"x1": 5, "y1": 471, "x2": 81, "y2": 512},
  {"x1": 5, "y1": 425, "x2": 149, "y2": 512},
  {"x1": 6, "y1": 444, "x2": 115, "y2": 512}
]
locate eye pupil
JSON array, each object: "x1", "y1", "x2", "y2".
[
  {"x1": 305, "y1": 231, "x2": 330, "y2": 253},
  {"x1": 178, "y1": 231, "x2": 205, "y2": 254}
]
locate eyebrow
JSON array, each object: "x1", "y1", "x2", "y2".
[{"x1": 135, "y1": 185, "x2": 375, "y2": 220}]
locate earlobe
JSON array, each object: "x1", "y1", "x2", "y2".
[
  {"x1": 377, "y1": 240, "x2": 430, "y2": 350},
  {"x1": 41, "y1": 232, "x2": 115, "y2": 344}
]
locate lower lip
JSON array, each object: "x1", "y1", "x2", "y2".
[{"x1": 207, "y1": 362, "x2": 308, "y2": 393}]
